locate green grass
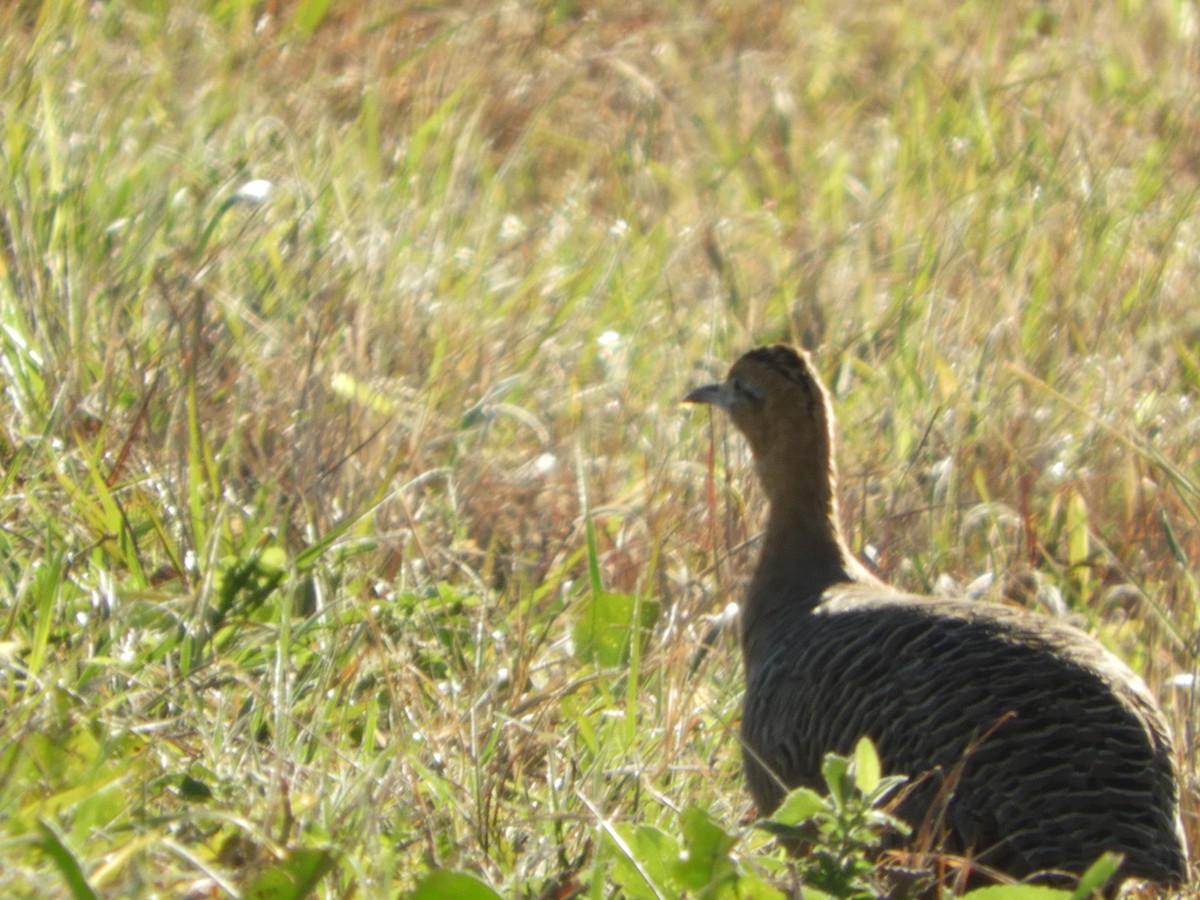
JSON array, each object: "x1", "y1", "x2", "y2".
[{"x1": 2, "y1": 0, "x2": 1200, "y2": 896}]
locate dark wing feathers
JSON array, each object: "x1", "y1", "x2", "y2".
[{"x1": 742, "y1": 586, "x2": 1186, "y2": 882}]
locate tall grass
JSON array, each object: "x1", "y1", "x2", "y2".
[{"x1": 1, "y1": 0, "x2": 1199, "y2": 896}]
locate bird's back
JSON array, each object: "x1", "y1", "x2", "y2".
[{"x1": 741, "y1": 585, "x2": 1187, "y2": 883}]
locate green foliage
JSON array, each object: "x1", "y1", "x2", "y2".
[
  {"x1": 964, "y1": 888, "x2": 1071, "y2": 900},
  {"x1": 575, "y1": 504, "x2": 659, "y2": 669},
  {"x1": 573, "y1": 590, "x2": 660, "y2": 667},
  {"x1": 411, "y1": 870, "x2": 502, "y2": 900},
  {"x1": 760, "y1": 738, "x2": 909, "y2": 898},
  {"x1": 962, "y1": 852, "x2": 1121, "y2": 900},
  {"x1": 609, "y1": 807, "x2": 785, "y2": 900},
  {"x1": 289, "y1": 0, "x2": 335, "y2": 36},
  {"x1": 955, "y1": 849, "x2": 1123, "y2": 897},
  {"x1": 33, "y1": 821, "x2": 100, "y2": 900},
  {"x1": 244, "y1": 848, "x2": 338, "y2": 900}
]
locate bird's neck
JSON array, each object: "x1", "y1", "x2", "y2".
[
  {"x1": 741, "y1": 458, "x2": 873, "y2": 658},
  {"x1": 755, "y1": 483, "x2": 860, "y2": 596}
]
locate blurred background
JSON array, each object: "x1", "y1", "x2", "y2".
[{"x1": 2, "y1": 1, "x2": 1199, "y2": 896}]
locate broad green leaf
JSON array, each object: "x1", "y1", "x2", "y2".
[
  {"x1": 258, "y1": 545, "x2": 287, "y2": 573},
  {"x1": 673, "y1": 806, "x2": 736, "y2": 891},
  {"x1": 821, "y1": 752, "x2": 851, "y2": 808},
  {"x1": 853, "y1": 736, "x2": 881, "y2": 794},
  {"x1": 767, "y1": 786, "x2": 827, "y2": 826},
  {"x1": 609, "y1": 824, "x2": 678, "y2": 899},
  {"x1": 573, "y1": 590, "x2": 659, "y2": 667},
  {"x1": 177, "y1": 774, "x2": 213, "y2": 802},
  {"x1": 963, "y1": 886, "x2": 1072, "y2": 900},
  {"x1": 244, "y1": 848, "x2": 337, "y2": 900},
  {"x1": 411, "y1": 870, "x2": 502, "y2": 900},
  {"x1": 728, "y1": 874, "x2": 790, "y2": 900}
]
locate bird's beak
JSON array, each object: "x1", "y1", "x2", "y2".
[{"x1": 684, "y1": 381, "x2": 736, "y2": 409}]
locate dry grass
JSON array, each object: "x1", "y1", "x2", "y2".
[{"x1": 2, "y1": 0, "x2": 1200, "y2": 896}]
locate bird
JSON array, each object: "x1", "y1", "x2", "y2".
[{"x1": 685, "y1": 343, "x2": 1188, "y2": 887}]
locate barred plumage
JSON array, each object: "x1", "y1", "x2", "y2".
[{"x1": 686, "y1": 344, "x2": 1187, "y2": 886}]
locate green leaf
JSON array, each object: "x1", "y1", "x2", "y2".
[
  {"x1": 178, "y1": 774, "x2": 213, "y2": 802},
  {"x1": 244, "y1": 848, "x2": 337, "y2": 900},
  {"x1": 853, "y1": 736, "x2": 881, "y2": 795},
  {"x1": 258, "y1": 545, "x2": 287, "y2": 573},
  {"x1": 962, "y1": 886, "x2": 1072, "y2": 900},
  {"x1": 411, "y1": 870, "x2": 502, "y2": 900},
  {"x1": 1069, "y1": 852, "x2": 1122, "y2": 899},
  {"x1": 27, "y1": 553, "x2": 66, "y2": 678},
  {"x1": 766, "y1": 786, "x2": 827, "y2": 826},
  {"x1": 673, "y1": 806, "x2": 736, "y2": 891},
  {"x1": 727, "y1": 874, "x2": 790, "y2": 900},
  {"x1": 821, "y1": 752, "x2": 851, "y2": 808},
  {"x1": 35, "y1": 820, "x2": 100, "y2": 900},
  {"x1": 572, "y1": 590, "x2": 659, "y2": 667},
  {"x1": 609, "y1": 824, "x2": 678, "y2": 898},
  {"x1": 72, "y1": 783, "x2": 124, "y2": 838}
]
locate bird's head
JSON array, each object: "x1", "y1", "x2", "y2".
[{"x1": 685, "y1": 344, "x2": 834, "y2": 501}]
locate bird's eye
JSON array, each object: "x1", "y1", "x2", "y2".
[{"x1": 732, "y1": 377, "x2": 764, "y2": 401}]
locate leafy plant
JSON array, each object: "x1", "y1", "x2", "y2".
[
  {"x1": 608, "y1": 806, "x2": 784, "y2": 900},
  {"x1": 758, "y1": 737, "x2": 910, "y2": 898},
  {"x1": 410, "y1": 869, "x2": 502, "y2": 900},
  {"x1": 759, "y1": 737, "x2": 1124, "y2": 899},
  {"x1": 962, "y1": 851, "x2": 1122, "y2": 900}
]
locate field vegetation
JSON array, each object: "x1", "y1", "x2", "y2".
[{"x1": 3, "y1": 0, "x2": 1200, "y2": 896}]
